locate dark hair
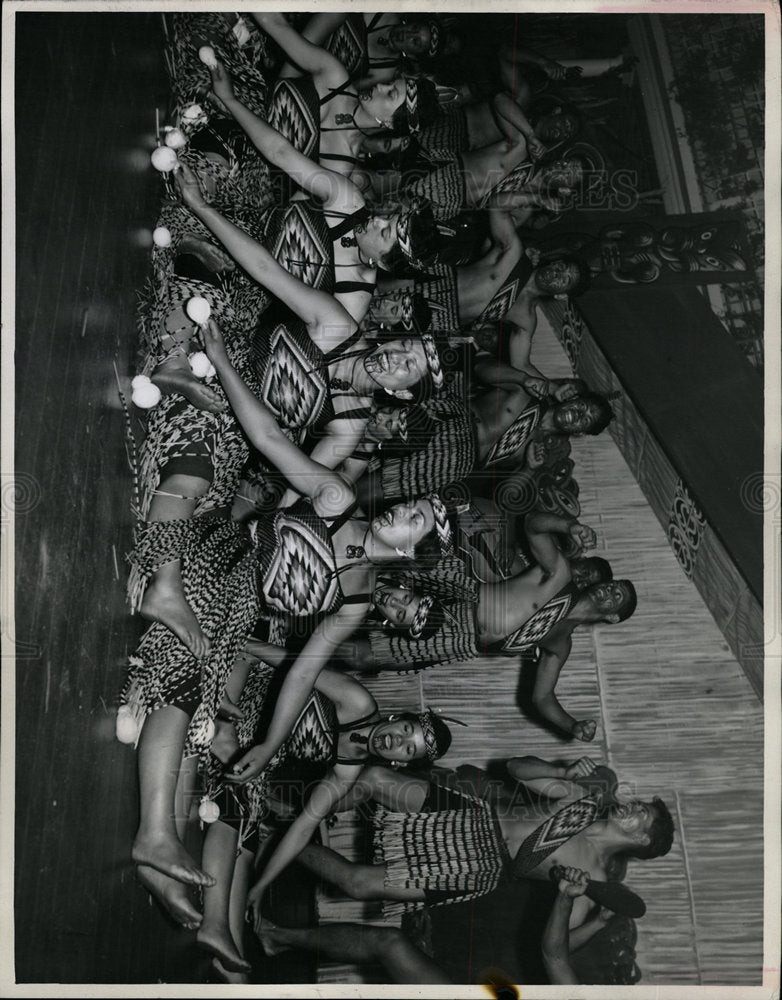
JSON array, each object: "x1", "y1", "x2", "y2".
[
  {"x1": 361, "y1": 136, "x2": 420, "y2": 174},
  {"x1": 412, "y1": 524, "x2": 444, "y2": 567},
  {"x1": 575, "y1": 391, "x2": 614, "y2": 435},
  {"x1": 566, "y1": 257, "x2": 592, "y2": 297},
  {"x1": 554, "y1": 376, "x2": 589, "y2": 398},
  {"x1": 396, "y1": 710, "x2": 453, "y2": 758},
  {"x1": 613, "y1": 579, "x2": 637, "y2": 623},
  {"x1": 625, "y1": 796, "x2": 675, "y2": 860},
  {"x1": 389, "y1": 76, "x2": 441, "y2": 135},
  {"x1": 573, "y1": 555, "x2": 613, "y2": 585},
  {"x1": 378, "y1": 200, "x2": 440, "y2": 274},
  {"x1": 410, "y1": 293, "x2": 433, "y2": 332}
]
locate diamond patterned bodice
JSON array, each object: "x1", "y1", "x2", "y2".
[
  {"x1": 250, "y1": 313, "x2": 335, "y2": 433},
  {"x1": 256, "y1": 500, "x2": 345, "y2": 618},
  {"x1": 478, "y1": 244, "x2": 535, "y2": 325},
  {"x1": 267, "y1": 76, "x2": 320, "y2": 161},
  {"x1": 483, "y1": 402, "x2": 543, "y2": 467},
  {"x1": 262, "y1": 201, "x2": 334, "y2": 294},
  {"x1": 287, "y1": 690, "x2": 340, "y2": 763},
  {"x1": 499, "y1": 584, "x2": 576, "y2": 654},
  {"x1": 326, "y1": 14, "x2": 367, "y2": 78}
]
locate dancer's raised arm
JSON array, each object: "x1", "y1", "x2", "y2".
[
  {"x1": 175, "y1": 164, "x2": 352, "y2": 336},
  {"x1": 202, "y1": 320, "x2": 352, "y2": 511},
  {"x1": 209, "y1": 62, "x2": 361, "y2": 209},
  {"x1": 251, "y1": 11, "x2": 344, "y2": 79},
  {"x1": 225, "y1": 606, "x2": 370, "y2": 785}
]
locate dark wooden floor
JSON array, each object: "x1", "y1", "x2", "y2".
[
  {"x1": 14, "y1": 13, "x2": 319, "y2": 984},
  {"x1": 13, "y1": 12, "x2": 212, "y2": 983}
]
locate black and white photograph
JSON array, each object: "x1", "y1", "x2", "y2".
[{"x1": 3, "y1": 1, "x2": 779, "y2": 994}]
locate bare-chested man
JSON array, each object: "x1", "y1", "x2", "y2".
[
  {"x1": 256, "y1": 755, "x2": 673, "y2": 931},
  {"x1": 347, "y1": 511, "x2": 635, "y2": 742}
]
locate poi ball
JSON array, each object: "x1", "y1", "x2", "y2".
[
  {"x1": 132, "y1": 381, "x2": 162, "y2": 409},
  {"x1": 151, "y1": 146, "x2": 179, "y2": 173},
  {"x1": 115, "y1": 705, "x2": 140, "y2": 745},
  {"x1": 152, "y1": 226, "x2": 172, "y2": 248},
  {"x1": 164, "y1": 127, "x2": 188, "y2": 151},
  {"x1": 198, "y1": 45, "x2": 218, "y2": 69},
  {"x1": 186, "y1": 296, "x2": 211, "y2": 326},
  {"x1": 189, "y1": 351, "x2": 214, "y2": 379},
  {"x1": 199, "y1": 797, "x2": 221, "y2": 824},
  {"x1": 131, "y1": 374, "x2": 151, "y2": 390},
  {"x1": 181, "y1": 103, "x2": 205, "y2": 125}
]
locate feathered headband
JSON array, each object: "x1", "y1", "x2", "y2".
[
  {"x1": 395, "y1": 197, "x2": 433, "y2": 271},
  {"x1": 418, "y1": 706, "x2": 467, "y2": 761},
  {"x1": 419, "y1": 330, "x2": 444, "y2": 390},
  {"x1": 427, "y1": 491, "x2": 454, "y2": 555},
  {"x1": 409, "y1": 595, "x2": 435, "y2": 639},
  {"x1": 405, "y1": 77, "x2": 420, "y2": 135}
]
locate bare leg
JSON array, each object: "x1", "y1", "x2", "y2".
[
  {"x1": 136, "y1": 754, "x2": 203, "y2": 928},
  {"x1": 139, "y1": 473, "x2": 212, "y2": 659},
  {"x1": 296, "y1": 843, "x2": 424, "y2": 904},
  {"x1": 136, "y1": 759, "x2": 202, "y2": 928},
  {"x1": 211, "y1": 844, "x2": 255, "y2": 982},
  {"x1": 334, "y1": 763, "x2": 431, "y2": 814},
  {"x1": 219, "y1": 650, "x2": 257, "y2": 719},
  {"x1": 132, "y1": 705, "x2": 215, "y2": 886},
  {"x1": 178, "y1": 233, "x2": 236, "y2": 273},
  {"x1": 197, "y1": 821, "x2": 251, "y2": 972},
  {"x1": 258, "y1": 920, "x2": 451, "y2": 984}
]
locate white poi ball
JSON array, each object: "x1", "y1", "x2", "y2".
[
  {"x1": 152, "y1": 226, "x2": 172, "y2": 248},
  {"x1": 198, "y1": 797, "x2": 221, "y2": 824},
  {"x1": 198, "y1": 45, "x2": 218, "y2": 69},
  {"x1": 181, "y1": 103, "x2": 205, "y2": 125},
  {"x1": 164, "y1": 127, "x2": 188, "y2": 150},
  {"x1": 132, "y1": 381, "x2": 162, "y2": 409},
  {"x1": 131, "y1": 374, "x2": 151, "y2": 390},
  {"x1": 186, "y1": 296, "x2": 211, "y2": 326},
  {"x1": 188, "y1": 351, "x2": 212, "y2": 379},
  {"x1": 115, "y1": 705, "x2": 140, "y2": 745},
  {"x1": 151, "y1": 146, "x2": 179, "y2": 173}
]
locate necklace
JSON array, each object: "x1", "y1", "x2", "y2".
[
  {"x1": 346, "y1": 524, "x2": 372, "y2": 561},
  {"x1": 329, "y1": 355, "x2": 361, "y2": 393}
]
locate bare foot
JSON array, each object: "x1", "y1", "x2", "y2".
[
  {"x1": 132, "y1": 832, "x2": 216, "y2": 887},
  {"x1": 256, "y1": 917, "x2": 291, "y2": 957},
  {"x1": 179, "y1": 234, "x2": 236, "y2": 274},
  {"x1": 197, "y1": 923, "x2": 251, "y2": 972},
  {"x1": 136, "y1": 864, "x2": 203, "y2": 930},
  {"x1": 140, "y1": 571, "x2": 212, "y2": 659},
  {"x1": 218, "y1": 694, "x2": 244, "y2": 721},
  {"x1": 210, "y1": 717, "x2": 240, "y2": 764},
  {"x1": 211, "y1": 957, "x2": 250, "y2": 985},
  {"x1": 152, "y1": 363, "x2": 227, "y2": 415}
]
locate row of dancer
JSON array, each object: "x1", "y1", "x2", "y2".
[{"x1": 117, "y1": 12, "x2": 672, "y2": 985}]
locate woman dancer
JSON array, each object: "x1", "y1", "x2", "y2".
[{"x1": 195, "y1": 660, "x2": 453, "y2": 970}]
